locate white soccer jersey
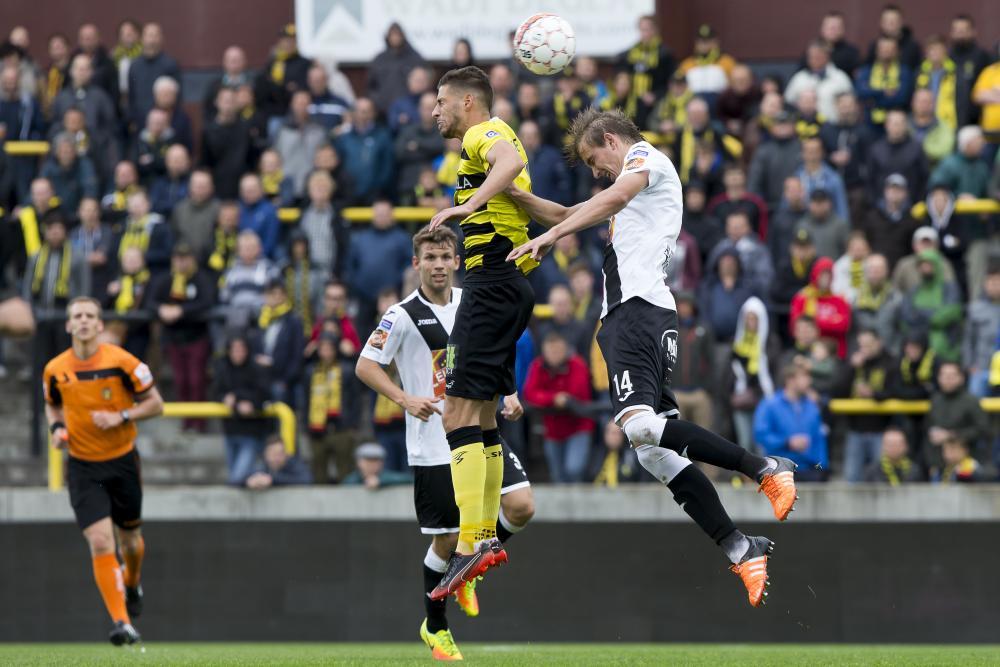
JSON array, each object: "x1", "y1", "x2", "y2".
[
  {"x1": 601, "y1": 141, "x2": 683, "y2": 318},
  {"x1": 360, "y1": 287, "x2": 461, "y2": 467}
]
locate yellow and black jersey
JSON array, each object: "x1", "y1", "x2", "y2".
[{"x1": 455, "y1": 117, "x2": 537, "y2": 278}]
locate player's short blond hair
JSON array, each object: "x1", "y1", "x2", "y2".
[
  {"x1": 567, "y1": 108, "x2": 644, "y2": 164},
  {"x1": 66, "y1": 296, "x2": 102, "y2": 319},
  {"x1": 412, "y1": 224, "x2": 459, "y2": 256}
]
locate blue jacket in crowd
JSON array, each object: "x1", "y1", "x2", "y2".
[
  {"x1": 752, "y1": 390, "x2": 829, "y2": 471},
  {"x1": 345, "y1": 226, "x2": 412, "y2": 303},
  {"x1": 335, "y1": 124, "x2": 395, "y2": 203},
  {"x1": 239, "y1": 199, "x2": 280, "y2": 260}
]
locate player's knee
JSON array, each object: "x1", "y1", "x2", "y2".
[
  {"x1": 506, "y1": 493, "x2": 535, "y2": 526},
  {"x1": 635, "y1": 444, "x2": 691, "y2": 484},
  {"x1": 119, "y1": 527, "x2": 142, "y2": 551},
  {"x1": 85, "y1": 530, "x2": 115, "y2": 555},
  {"x1": 622, "y1": 412, "x2": 665, "y2": 448}
]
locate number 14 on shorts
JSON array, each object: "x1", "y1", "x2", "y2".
[{"x1": 613, "y1": 370, "x2": 634, "y2": 402}]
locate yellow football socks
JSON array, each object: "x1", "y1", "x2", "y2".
[
  {"x1": 447, "y1": 426, "x2": 486, "y2": 554},
  {"x1": 480, "y1": 428, "x2": 504, "y2": 543}
]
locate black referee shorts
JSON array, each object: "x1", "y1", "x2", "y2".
[
  {"x1": 445, "y1": 273, "x2": 534, "y2": 401},
  {"x1": 413, "y1": 444, "x2": 530, "y2": 535},
  {"x1": 597, "y1": 298, "x2": 680, "y2": 423},
  {"x1": 67, "y1": 449, "x2": 143, "y2": 531}
]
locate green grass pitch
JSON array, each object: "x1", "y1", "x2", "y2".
[{"x1": 0, "y1": 643, "x2": 997, "y2": 666}]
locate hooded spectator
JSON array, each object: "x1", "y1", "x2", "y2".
[
  {"x1": 699, "y1": 247, "x2": 755, "y2": 343},
  {"x1": 367, "y1": 22, "x2": 426, "y2": 113},
  {"x1": 888, "y1": 331, "x2": 938, "y2": 401},
  {"x1": 900, "y1": 248, "x2": 963, "y2": 360},
  {"x1": 730, "y1": 297, "x2": 774, "y2": 453},
  {"x1": 706, "y1": 211, "x2": 773, "y2": 296},
  {"x1": 790, "y1": 257, "x2": 851, "y2": 357}
]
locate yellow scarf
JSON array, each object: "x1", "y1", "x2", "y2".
[
  {"x1": 879, "y1": 455, "x2": 913, "y2": 486},
  {"x1": 31, "y1": 244, "x2": 71, "y2": 297},
  {"x1": 45, "y1": 65, "x2": 64, "y2": 108},
  {"x1": 114, "y1": 270, "x2": 150, "y2": 314},
  {"x1": 209, "y1": 227, "x2": 237, "y2": 272},
  {"x1": 989, "y1": 350, "x2": 1000, "y2": 388},
  {"x1": 652, "y1": 89, "x2": 692, "y2": 126},
  {"x1": 436, "y1": 150, "x2": 461, "y2": 188},
  {"x1": 258, "y1": 300, "x2": 292, "y2": 328},
  {"x1": 849, "y1": 260, "x2": 865, "y2": 290},
  {"x1": 270, "y1": 49, "x2": 293, "y2": 84},
  {"x1": 900, "y1": 349, "x2": 935, "y2": 384},
  {"x1": 261, "y1": 170, "x2": 284, "y2": 198},
  {"x1": 574, "y1": 293, "x2": 592, "y2": 321},
  {"x1": 118, "y1": 215, "x2": 152, "y2": 259},
  {"x1": 112, "y1": 42, "x2": 142, "y2": 65},
  {"x1": 795, "y1": 114, "x2": 824, "y2": 140},
  {"x1": 625, "y1": 37, "x2": 661, "y2": 98},
  {"x1": 594, "y1": 451, "x2": 619, "y2": 488},
  {"x1": 916, "y1": 59, "x2": 958, "y2": 129},
  {"x1": 110, "y1": 185, "x2": 139, "y2": 211},
  {"x1": 791, "y1": 256, "x2": 809, "y2": 279},
  {"x1": 169, "y1": 271, "x2": 190, "y2": 300},
  {"x1": 285, "y1": 262, "x2": 313, "y2": 336},
  {"x1": 732, "y1": 330, "x2": 760, "y2": 375},
  {"x1": 19, "y1": 206, "x2": 42, "y2": 258},
  {"x1": 308, "y1": 363, "x2": 343, "y2": 431},
  {"x1": 855, "y1": 280, "x2": 891, "y2": 311},
  {"x1": 373, "y1": 367, "x2": 405, "y2": 424},
  {"x1": 553, "y1": 248, "x2": 577, "y2": 273},
  {"x1": 679, "y1": 126, "x2": 709, "y2": 183},
  {"x1": 553, "y1": 92, "x2": 586, "y2": 130},
  {"x1": 869, "y1": 61, "x2": 901, "y2": 124}
]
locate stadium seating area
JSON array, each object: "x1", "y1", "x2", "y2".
[{"x1": 2, "y1": 8, "x2": 1000, "y2": 486}]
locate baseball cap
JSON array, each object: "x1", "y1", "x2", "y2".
[
  {"x1": 355, "y1": 442, "x2": 386, "y2": 461},
  {"x1": 885, "y1": 173, "x2": 908, "y2": 189},
  {"x1": 792, "y1": 228, "x2": 814, "y2": 245},
  {"x1": 913, "y1": 226, "x2": 939, "y2": 244}
]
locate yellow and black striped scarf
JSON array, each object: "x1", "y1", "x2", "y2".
[
  {"x1": 855, "y1": 281, "x2": 892, "y2": 312},
  {"x1": 269, "y1": 49, "x2": 294, "y2": 84},
  {"x1": 45, "y1": 65, "x2": 64, "y2": 110},
  {"x1": 679, "y1": 126, "x2": 714, "y2": 183},
  {"x1": 258, "y1": 300, "x2": 292, "y2": 329},
  {"x1": 18, "y1": 206, "x2": 42, "y2": 258},
  {"x1": 869, "y1": 61, "x2": 901, "y2": 124},
  {"x1": 285, "y1": 261, "x2": 313, "y2": 336},
  {"x1": 880, "y1": 456, "x2": 913, "y2": 486},
  {"x1": 900, "y1": 349, "x2": 935, "y2": 385},
  {"x1": 114, "y1": 269, "x2": 149, "y2": 314},
  {"x1": 118, "y1": 215, "x2": 153, "y2": 259},
  {"x1": 849, "y1": 260, "x2": 865, "y2": 290},
  {"x1": 112, "y1": 42, "x2": 142, "y2": 65},
  {"x1": 169, "y1": 270, "x2": 192, "y2": 301},
  {"x1": 732, "y1": 330, "x2": 760, "y2": 375},
  {"x1": 625, "y1": 37, "x2": 661, "y2": 98},
  {"x1": 261, "y1": 169, "x2": 285, "y2": 200},
  {"x1": 308, "y1": 362, "x2": 343, "y2": 431},
  {"x1": 31, "y1": 244, "x2": 71, "y2": 298},
  {"x1": 208, "y1": 227, "x2": 237, "y2": 273},
  {"x1": 916, "y1": 59, "x2": 957, "y2": 129},
  {"x1": 594, "y1": 451, "x2": 619, "y2": 488},
  {"x1": 110, "y1": 185, "x2": 140, "y2": 212}
]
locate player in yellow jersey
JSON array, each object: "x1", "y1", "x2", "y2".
[{"x1": 426, "y1": 66, "x2": 536, "y2": 599}]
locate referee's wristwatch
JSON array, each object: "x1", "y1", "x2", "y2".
[{"x1": 120, "y1": 409, "x2": 131, "y2": 424}]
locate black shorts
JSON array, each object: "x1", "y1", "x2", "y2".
[
  {"x1": 446, "y1": 274, "x2": 534, "y2": 401},
  {"x1": 597, "y1": 298, "x2": 680, "y2": 423},
  {"x1": 67, "y1": 449, "x2": 143, "y2": 531},
  {"x1": 413, "y1": 444, "x2": 530, "y2": 534}
]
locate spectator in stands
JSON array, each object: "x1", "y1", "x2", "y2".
[
  {"x1": 780, "y1": 314, "x2": 820, "y2": 364},
  {"x1": 859, "y1": 174, "x2": 921, "y2": 269},
  {"x1": 707, "y1": 211, "x2": 773, "y2": 296},
  {"x1": 102, "y1": 246, "x2": 150, "y2": 358},
  {"x1": 305, "y1": 63, "x2": 350, "y2": 133},
  {"x1": 853, "y1": 254, "x2": 903, "y2": 353},
  {"x1": 235, "y1": 83, "x2": 270, "y2": 157},
  {"x1": 51, "y1": 54, "x2": 117, "y2": 176},
  {"x1": 127, "y1": 23, "x2": 180, "y2": 128},
  {"x1": 616, "y1": 14, "x2": 675, "y2": 109},
  {"x1": 730, "y1": 297, "x2": 774, "y2": 452},
  {"x1": 202, "y1": 46, "x2": 249, "y2": 118},
  {"x1": 149, "y1": 144, "x2": 189, "y2": 216},
  {"x1": 206, "y1": 201, "x2": 239, "y2": 278},
  {"x1": 575, "y1": 56, "x2": 609, "y2": 110},
  {"x1": 667, "y1": 228, "x2": 702, "y2": 293},
  {"x1": 915, "y1": 35, "x2": 958, "y2": 131},
  {"x1": 963, "y1": 269, "x2": 1000, "y2": 397},
  {"x1": 345, "y1": 199, "x2": 411, "y2": 327},
  {"x1": 900, "y1": 249, "x2": 963, "y2": 362},
  {"x1": 699, "y1": 247, "x2": 755, "y2": 344},
  {"x1": 71, "y1": 197, "x2": 113, "y2": 295},
  {"x1": 785, "y1": 41, "x2": 854, "y2": 123},
  {"x1": 151, "y1": 75, "x2": 191, "y2": 150},
  {"x1": 707, "y1": 165, "x2": 768, "y2": 239},
  {"x1": 748, "y1": 111, "x2": 801, "y2": 213},
  {"x1": 981, "y1": 44, "x2": 1000, "y2": 156},
  {"x1": 368, "y1": 22, "x2": 426, "y2": 114},
  {"x1": 40, "y1": 33, "x2": 71, "y2": 119},
  {"x1": 53, "y1": 106, "x2": 111, "y2": 194},
  {"x1": 170, "y1": 169, "x2": 219, "y2": 263},
  {"x1": 681, "y1": 180, "x2": 723, "y2": 264},
  {"x1": 796, "y1": 137, "x2": 849, "y2": 223},
  {"x1": 514, "y1": 81, "x2": 557, "y2": 146},
  {"x1": 796, "y1": 189, "x2": 849, "y2": 259},
  {"x1": 112, "y1": 19, "x2": 141, "y2": 98},
  {"x1": 215, "y1": 333, "x2": 269, "y2": 486},
  {"x1": 835, "y1": 328, "x2": 896, "y2": 482},
  {"x1": 118, "y1": 189, "x2": 172, "y2": 276},
  {"x1": 149, "y1": 243, "x2": 215, "y2": 431},
  {"x1": 551, "y1": 71, "x2": 592, "y2": 137},
  {"x1": 256, "y1": 149, "x2": 295, "y2": 209},
  {"x1": 939, "y1": 434, "x2": 987, "y2": 483},
  {"x1": 923, "y1": 185, "x2": 970, "y2": 289},
  {"x1": 254, "y1": 278, "x2": 304, "y2": 407},
  {"x1": 306, "y1": 280, "x2": 361, "y2": 359},
  {"x1": 523, "y1": 330, "x2": 594, "y2": 484},
  {"x1": 369, "y1": 286, "x2": 407, "y2": 471},
  {"x1": 14, "y1": 177, "x2": 59, "y2": 269},
  {"x1": 100, "y1": 160, "x2": 139, "y2": 225},
  {"x1": 299, "y1": 170, "x2": 348, "y2": 277},
  {"x1": 767, "y1": 176, "x2": 806, "y2": 266},
  {"x1": 238, "y1": 174, "x2": 280, "y2": 261},
  {"x1": 255, "y1": 24, "x2": 311, "y2": 128},
  {"x1": 930, "y1": 125, "x2": 991, "y2": 198},
  {"x1": 792, "y1": 88, "x2": 825, "y2": 143},
  {"x1": 752, "y1": 365, "x2": 828, "y2": 482},
  {"x1": 566, "y1": 260, "x2": 601, "y2": 337},
  {"x1": 949, "y1": 15, "x2": 991, "y2": 129},
  {"x1": 832, "y1": 231, "x2": 871, "y2": 301},
  {"x1": 388, "y1": 65, "x2": 431, "y2": 132},
  {"x1": 715, "y1": 64, "x2": 760, "y2": 138},
  {"x1": 909, "y1": 88, "x2": 954, "y2": 164},
  {"x1": 790, "y1": 257, "x2": 851, "y2": 357},
  {"x1": 894, "y1": 227, "x2": 961, "y2": 292},
  {"x1": 73, "y1": 24, "x2": 118, "y2": 103},
  {"x1": 340, "y1": 442, "x2": 411, "y2": 488},
  {"x1": 867, "y1": 110, "x2": 928, "y2": 204},
  {"x1": 132, "y1": 107, "x2": 175, "y2": 185},
  {"x1": 889, "y1": 332, "x2": 938, "y2": 401},
  {"x1": 201, "y1": 87, "x2": 253, "y2": 200},
  {"x1": 489, "y1": 62, "x2": 517, "y2": 106},
  {"x1": 771, "y1": 229, "x2": 818, "y2": 334},
  {"x1": 813, "y1": 11, "x2": 860, "y2": 75},
  {"x1": 590, "y1": 420, "x2": 644, "y2": 486},
  {"x1": 856, "y1": 37, "x2": 913, "y2": 127},
  {"x1": 520, "y1": 119, "x2": 571, "y2": 205},
  {"x1": 394, "y1": 91, "x2": 445, "y2": 199},
  {"x1": 334, "y1": 97, "x2": 393, "y2": 204},
  {"x1": 282, "y1": 233, "x2": 324, "y2": 337},
  {"x1": 220, "y1": 230, "x2": 278, "y2": 326},
  {"x1": 307, "y1": 332, "x2": 359, "y2": 483},
  {"x1": 672, "y1": 291, "x2": 714, "y2": 430},
  {"x1": 538, "y1": 284, "x2": 589, "y2": 357},
  {"x1": 273, "y1": 90, "x2": 327, "y2": 198},
  {"x1": 674, "y1": 96, "x2": 739, "y2": 185},
  {"x1": 928, "y1": 362, "x2": 989, "y2": 477},
  {"x1": 864, "y1": 427, "x2": 924, "y2": 484},
  {"x1": 677, "y1": 24, "x2": 735, "y2": 99},
  {"x1": 246, "y1": 435, "x2": 313, "y2": 489},
  {"x1": 312, "y1": 144, "x2": 355, "y2": 210},
  {"x1": 41, "y1": 133, "x2": 98, "y2": 213},
  {"x1": 820, "y1": 92, "x2": 872, "y2": 221}
]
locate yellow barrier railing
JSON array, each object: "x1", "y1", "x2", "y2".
[
  {"x1": 829, "y1": 398, "x2": 1000, "y2": 415},
  {"x1": 48, "y1": 401, "x2": 297, "y2": 491},
  {"x1": 911, "y1": 199, "x2": 1000, "y2": 219},
  {"x1": 5, "y1": 140, "x2": 49, "y2": 156},
  {"x1": 278, "y1": 206, "x2": 437, "y2": 223}
]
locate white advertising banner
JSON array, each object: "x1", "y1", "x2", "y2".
[{"x1": 295, "y1": 0, "x2": 655, "y2": 64}]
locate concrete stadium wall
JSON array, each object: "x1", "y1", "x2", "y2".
[{"x1": 2, "y1": 486, "x2": 999, "y2": 643}]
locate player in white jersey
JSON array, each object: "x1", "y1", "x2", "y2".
[
  {"x1": 508, "y1": 108, "x2": 799, "y2": 609},
  {"x1": 356, "y1": 225, "x2": 534, "y2": 661}
]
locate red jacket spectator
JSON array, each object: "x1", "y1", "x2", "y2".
[
  {"x1": 790, "y1": 257, "x2": 852, "y2": 357},
  {"x1": 523, "y1": 354, "x2": 594, "y2": 441}
]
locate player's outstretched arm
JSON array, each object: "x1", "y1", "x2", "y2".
[
  {"x1": 356, "y1": 357, "x2": 441, "y2": 422},
  {"x1": 508, "y1": 171, "x2": 649, "y2": 262},
  {"x1": 505, "y1": 185, "x2": 583, "y2": 228},
  {"x1": 429, "y1": 140, "x2": 525, "y2": 230}
]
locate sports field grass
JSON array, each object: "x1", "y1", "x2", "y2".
[{"x1": 0, "y1": 643, "x2": 997, "y2": 666}]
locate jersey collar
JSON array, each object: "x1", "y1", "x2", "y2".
[{"x1": 416, "y1": 286, "x2": 455, "y2": 307}]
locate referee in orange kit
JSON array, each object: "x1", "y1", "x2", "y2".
[{"x1": 43, "y1": 296, "x2": 164, "y2": 646}]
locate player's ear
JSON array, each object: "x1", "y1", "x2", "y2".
[{"x1": 411, "y1": 253, "x2": 420, "y2": 270}]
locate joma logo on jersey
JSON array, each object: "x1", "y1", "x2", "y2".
[{"x1": 417, "y1": 319, "x2": 438, "y2": 326}]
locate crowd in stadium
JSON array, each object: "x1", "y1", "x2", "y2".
[{"x1": 1, "y1": 5, "x2": 1000, "y2": 487}]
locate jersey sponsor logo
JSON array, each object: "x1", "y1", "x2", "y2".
[
  {"x1": 134, "y1": 363, "x2": 152, "y2": 387},
  {"x1": 431, "y1": 349, "x2": 447, "y2": 398},
  {"x1": 368, "y1": 329, "x2": 388, "y2": 350},
  {"x1": 379, "y1": 318, "x2": 393, "y2": 331},
  {"x1": 416, "y1": 318, "x2": 438, "y2": 326},
  {"x1": 628, "y1": 149, "x2": 648, "y2": 158},
  {"x1": 624, "y1": 157, "x2": 645, "y2": 170},
  {"x1": 485, "y1": 130, "x2": 500, "y2": 138}
]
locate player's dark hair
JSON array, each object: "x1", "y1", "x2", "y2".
[
  {"x1": 412, "y1": 224, "x2": 459, "y2": 256},
  {"x1": 66, "y1": 296, "x2": 103, "y2": 319},
  {"x1": 567, "y1": 108, "x2": 644, "y2": 164},
  {"x1": 438, "y1": 66, "x2": 493, "y2": 111}
]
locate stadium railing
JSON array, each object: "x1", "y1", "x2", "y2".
[
  {"x1": 47, "y1": 401, "x2": 297, "y2": 491},
  {"x1": 828, "y1": 398, "x2": 1000, "y2": 414}
]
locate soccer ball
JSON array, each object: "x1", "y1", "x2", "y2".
[{"x1": 513, "y1": 13, "x2": 576, "y2": 76}]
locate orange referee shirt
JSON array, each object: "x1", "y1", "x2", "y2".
[{"x1": 43, "y1": 343, "x2": 155, "y2": 462}]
